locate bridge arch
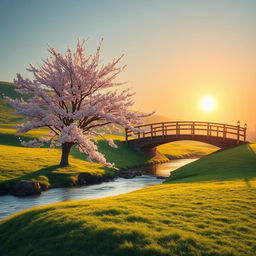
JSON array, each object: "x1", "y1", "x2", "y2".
[{"x1": 125, "y1": 121, "x2": 247, "y2": 152}]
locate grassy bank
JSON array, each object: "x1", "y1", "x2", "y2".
[
  {"x1": 0, "y1": 179, "x2": 255, "y2": 256},
  {"x1": 158, "y1": 140, "x2": 217, "y2": 159},
  {"x1": 0, "y1": 145, "x2": 111, "y2": 188},
  {"x1": 0, "y1": 124, "x2": 216, "y2": 191},
  {"x1": 165, "y1": 143, "x2": 256, "y2": 183},
  {"x1": 0, "y1": 81, "x2": 218, "y2": 192},
  {"x1": 0, "y1": 137, "x2": 152, "y2": 192},
  {"x1": 0, "y1": 143, "x2": 256, "y2": 255}
]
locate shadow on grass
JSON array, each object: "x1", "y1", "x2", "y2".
[
  {"x1": 0, "y1": 132, "x2": 150, "y2": 171},
  {"x1": 0, "y1": 133, "x2": 23, "y2": 147},
  {"x1": 70, "y1": 139, "x2": 150, "y2": 170},
  {"x1": 0, "y1": 165, "x2": 73, "y2": 191},
  {"x1": 0, "y1": 133, "x2": 49, "y2": 148}
]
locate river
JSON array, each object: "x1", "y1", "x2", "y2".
[{"x1": 0, "y1": 158, "x2": 197, "y2": 220}]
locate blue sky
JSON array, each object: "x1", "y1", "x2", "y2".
[
  {"x1": 1, "y1": 0, "x2": 256, "y2": 130},
  {"x1": 1, "y1": 0, "x2": 255, "y2": 80}
]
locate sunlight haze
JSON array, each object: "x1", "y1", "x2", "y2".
[
  {"x1": 200, "y1": 96, "x2": 216, "y2": 112},
  {"x1": 0, "y1": 0, "x2": 255, "y2": 139}
]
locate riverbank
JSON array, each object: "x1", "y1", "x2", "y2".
[
  {"x1": 0, "y1": 174, "x2": 165, "y2": 220},
  {"x1": 165, "y1": 143, "x2": 256, "y2": 183},
  {"x1": 0, "y1": 125, "x2": 216, "y2": 196},
  {"x1": 0, "y1": 140, "x2": 171, "y2": 196},
  {"x1": 1, "y1": 143, "x2": 255, "y2": 256},
  {"x1": 1, "y1": 181, "x2": 255, "y2": 256},
  {"x1": 0, "y1": 159, "x2": 198, "y2": 220},
  {"x1": 0, "y1": 149, "x2": 177, "y2": 197}
]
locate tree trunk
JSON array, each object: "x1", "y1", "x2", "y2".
[{"x1": 59, "y1": 142, "x2": 73, "y2": 167}]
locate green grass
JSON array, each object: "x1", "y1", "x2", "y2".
[
  {"x1": 0, "y1": 139, "x2": 152, "y2": 190},
  {"x1": 1, "y1": 81, "x2": 256, "y2": 255},
  {"x1": 158, "y1": 140, "x2": 217, "y2": 159},
  {"x1": 0, "y1": 145, "x2": 111, "y2": 187},
  {"x1": 0, "y1": 144, "x2": 255, "y2": 255},
  {"x1": 0, "y1": 179, "x2": 255, "y2": 256},
  {"x1": 0, "y1": 124, "x2": 216, "y2": 191},
  {"x1": 0, "y1": 81, "x2": 179, "y2": 126},
  {"x1": 0, "y1": 80, "x2": 216, "y2": 186},
  {"x1": 0, "y1": 81, "x2": 217, "y2": 182},
  {"x1": 0, "y1": 124, "x2": 152, "y2": 188},
  {"x1": 165, "y1": 143, "x2": 256, "y2": 183},
  {"x1": 0, "y1": 81, "x2": 27, "y2": 124}
]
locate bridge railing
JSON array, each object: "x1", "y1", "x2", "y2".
[{"x1": 125, "y1": 121, "x2": 247, "y2": 144}]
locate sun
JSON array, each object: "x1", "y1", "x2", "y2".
[{"x1": 200, "y1": 96, "x2": 216, "y2": 112}]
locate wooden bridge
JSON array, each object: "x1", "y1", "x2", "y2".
[{"x1": 125, "y1": 121, "x2": 247, "y2": 151}]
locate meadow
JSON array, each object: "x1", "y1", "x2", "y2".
[
  {"x1": 0, "y1": 176, "x2": 255, "y2": 255},
  {"x1": 0, "y1": 81, "x2": 216, "y2": 191},
  {"x1": 0, "y1": 81, "x2": 255, "y2": 256}
]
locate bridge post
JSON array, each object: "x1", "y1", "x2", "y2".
[
  {"x1": 223, "y1": 124, "x2": 226, "y2": 141},
  {"x1": 125, "y1": 128, "x2": 128, "y2": 144},
  {"x1": 138, "y1": 129, "x2": 141, "y2": 140},
  {"x1": 217, "y1": 126, "x2": 219, "y2": 137},
  {"x1": 150, "y1": 124, "x2": 153, "y2": 140},
  {"x1": 207, "y1": 123, "x2": 210, "y2": 137},
  {"x1": 162, "y1": 123, "x2": 164, "y2": 138},
  {"x1": 237, "y1": 121, "x2": 240, "y2": 144},
  {"x1": 191, "y1": 122, "x2": 195, "y2": 137},
  {"x1": 176, "y1": 122, "x2": 179, "y2": 137},
  {"x1": 244, "y1": 123, "x2": 247, "y2": 142}
]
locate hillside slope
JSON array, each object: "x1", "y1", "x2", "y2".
[
  {"x1": 0, "y1": 178, "x2": 255, "y2": 256},
  {"x1": 0, "y1": 81, "x2": 22, "y2": 124},
  {"x1": 0, "y1": 81, "x2": 175, "y2": 126},
  {"x1": 1, "y1": 144, "x2": 256, "y2": 256},
  {"x1": 166, "y1": 143, "x2": 256, "y2": 183}
]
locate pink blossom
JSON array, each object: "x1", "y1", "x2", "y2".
[{"x1": 8, "y1": 39, "x2": 152, "y2": 167}]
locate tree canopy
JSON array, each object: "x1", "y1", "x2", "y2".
[{"x1": 7, "y1": 39, "x2": 150, "y2": 167}]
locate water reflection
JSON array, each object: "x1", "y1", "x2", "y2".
[
  {"x1": 0, "y1": 158, "x2": 198, "y2": 220},
  {"x1": 152, "y1": 158, "x2": 198, "y2": 177}
]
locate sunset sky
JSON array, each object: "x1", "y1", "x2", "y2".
[{"x1": 1, "y1": 0, "x2": 255, "y2": 138}]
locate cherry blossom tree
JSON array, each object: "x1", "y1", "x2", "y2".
[{"x1": 7, "y1": 39, "x2": 150, "y2": 167}]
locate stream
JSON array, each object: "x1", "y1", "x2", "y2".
[{"x1": 0, "y1": 158, "x2": 197, "y2": 220}]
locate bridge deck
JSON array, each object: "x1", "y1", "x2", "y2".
[{"x1": 125, "y1": 121, "x2": 247, "y2": 149}]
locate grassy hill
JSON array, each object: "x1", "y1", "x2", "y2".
[
  {"x1": 158, "y1": 141, "x2": 216, "y2": 159},
  {"x1": 0, "y1": 81, "x2": 176, "y2": 126},
  {"x1": 0, "y1": 144, "x2": 255, "y2": 256},
  {"x1": 0, "y1": 131, "x2": 153, "y2": 192},
  {"x1": 0, "y1": 81, "x2": 256, "y2": 255},
  {"x1": 0, "y1": 125, "x2": 216, "y2": 192},
  {"x1": 0, "y1": 81, "x2": 22, "y2": 124},
  {"x1": 0, "y1": 126, "x2": 215, "y2": 191},
  {"x1": 165, "y1": 143, "x2": 256, "y2": 183},
  {"x1": 0, "y1": 81, "x2": 216, "y2": 191}
]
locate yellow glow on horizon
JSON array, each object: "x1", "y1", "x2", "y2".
[{"x1": 200, "y1": 96, "x2": 216, "y2": 112}]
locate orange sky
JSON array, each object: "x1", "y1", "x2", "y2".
[{"x1": 1, "y1": 1, "x2": 255, "y2": 139}]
